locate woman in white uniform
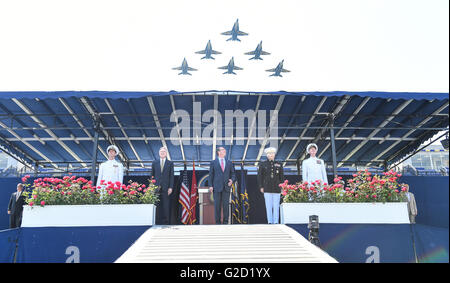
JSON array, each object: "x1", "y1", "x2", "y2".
[
  {"x1": 302, "y1": 143, "x2": 328, "y2": 185},
  {"x1": 96, "y1": 145, "x2": 124, "y2": 198}
]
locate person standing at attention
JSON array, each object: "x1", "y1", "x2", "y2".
[
  {"x1": 8, "y1": 183, "x2": 26, "y2": 228},
  {"x1": 258, "y1": 147, "x2": 284, "y2": 224},
  {"x1": 96, "y1": 145, "x2": 124, "y2": 198},
  {"x1": 151, "y1": 147, "x2": 174, "y2": 225},
  {"x1": 208, "y1": 147, "x2": 236, "y2": 225}
]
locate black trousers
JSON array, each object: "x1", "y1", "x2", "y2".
[
  {"x1": 9, "y1": 212, "x2": 22, "y2": 229},
  {"x1": 213, "y1": 189, "x2": 230, "y2": 224},
  {"x1": 157, "y1": 191, "x2": 171, "y2": 225}
]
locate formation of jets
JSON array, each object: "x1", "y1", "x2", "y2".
[{"x1": 173, "y1": 19, "x2": 289, "y2": 77}]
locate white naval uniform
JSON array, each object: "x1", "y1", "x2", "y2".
[
  {"x1": 96, "y1": 159, "x2": 124, "y2": 188},
  {"x1": 302, "y1": 157, "x2": 328, "y2": 185}
]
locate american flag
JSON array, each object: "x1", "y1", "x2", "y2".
[{"x1": 179, "y1": 165, "x2": 190, "y2": 224}]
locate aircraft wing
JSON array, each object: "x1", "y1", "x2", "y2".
[
  {"x1": 172, "y1": 67, "x2": 182, "y2": 70},
  {"x1": 237, "y1": 31, "x2": 248, "y2": 36},
  {"x1": 244, "y1": 51, "x2": 256, "y2": 55},
  {"x1": 211, "y1": 50, "x2": 221, "y2": 54},
  {"x1": 234, "y1": 66, "x2": 243, "y2": 70},
  {"x1": 187, "y1": 67, "x2": 197, "y2": 71},
  {"x1": 218, "y1": 66, "x2": 228, "y2": 70},
  {"x1": 281, "y1": 68, "x2": 290, "y2": 73},
  {"x1": 261, "y1": 51, "x2": 271, "y2": 55},
  {"x1": 266, "y1": 68, "x2": 276, "y2": 72},
  {"x1": 221, "y1": 31, "x2": 232, "y2": 35},
  {"x1": 195, "y1": 50, "x2": 206, "y2": 54}
]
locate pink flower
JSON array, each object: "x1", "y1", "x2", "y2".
[
  {"x1": 115, "y1": 181, "x2": 121, "y2": 187},
  {"x1": 281, "y1": 190, "x2": 287, "y2": 196},
  {"x1": 40, "y1": 201, "x2": 45, "y2": 206},
  {"x1": 33, "y1": 195, "x2": 37, "y2": 199},
  {"x1": 29, "y1": 202, "x2": 34, "y2": 206},
  {"x1": 21, "y1": 177, "x2": 27, "y2": 183},
  {"x1": 151, "y1": 179, "x2": 156, "y2": 184}
]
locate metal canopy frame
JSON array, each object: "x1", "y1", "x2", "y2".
[{"x1": 0, "y1": 92, "x2": 448, "y2": 176}]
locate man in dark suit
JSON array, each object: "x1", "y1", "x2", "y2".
[
  {"x1": 151, "y1": 147, "x2": 174, "y2": 225},
  {"x1": 8, "y1": 183, "x2": 26, "y2": 228},
  {"x1": 208, "y1": 147, "x2": 236, "y2": 224}
]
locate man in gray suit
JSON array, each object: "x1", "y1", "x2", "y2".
[
  {"x1": 8, "y1": 183, "x2": 26, "y2": 228},
  {"x1": 151, "y1": 147, "x2": 174, "y2": 225}
]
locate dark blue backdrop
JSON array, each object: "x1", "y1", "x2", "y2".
[{"x1": 0, "y1": 175, "x2": 448, "y2": 262}]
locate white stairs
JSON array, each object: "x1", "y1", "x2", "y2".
[{"x1": 115, "y1": 224, "x2": 337, "y2": 263}]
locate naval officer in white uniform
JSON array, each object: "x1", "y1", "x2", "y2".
[
  {"x1": 96, "y1": 145, "x2": 124, "y2": 195},
  {"x1": 302, "y1": 143, "x2": 328, "y2": 185}
]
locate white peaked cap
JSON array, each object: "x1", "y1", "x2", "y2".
[
  {"x1": 306, "y1": 143, "x2": 318, "y2": 153},
  {"x1": 107, "y1": 145, "x2": 119, "y2": 154},
  {"x1": 264, "y1": 147, "x2": 277, "y2": 155}
]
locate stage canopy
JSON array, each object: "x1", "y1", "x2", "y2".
[{"x1": 0, "y1": 91, "x2": 448, "y2": 174}]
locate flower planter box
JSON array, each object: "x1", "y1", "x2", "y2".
[
  {"x1": 21, "y1": 204, "x2": 156, "y2": 227},
  {"x1": 280, "y1": 202, "x2": 410, "y2": 224}
]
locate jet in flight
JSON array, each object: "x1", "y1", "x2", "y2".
[
  {"x1": 245, "y1": 41, "x2": 270, "y2": 60},
  {"x1": 221, "y1": 19, "x2": 248, "y2": 42},
  {"x1": 195, "y1": 40, "x2": 221, "y2": 60},
  {"x1": 266, "y1": 60, "x2": 290, "y2": 77},
  {"x1": 172, "y1": 58, "x2": 197, "y2": 75},
  {"x1": 218, "y1": 57, "x2": 243, "y2": 74}
]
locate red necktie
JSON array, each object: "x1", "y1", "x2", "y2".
[{"x1": 220, "y1": 159, "x2": 225, "y2": 172}]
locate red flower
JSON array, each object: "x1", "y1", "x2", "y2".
[{"x1": 40, "y1": 201, "x2": 45, "y2": 206}]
